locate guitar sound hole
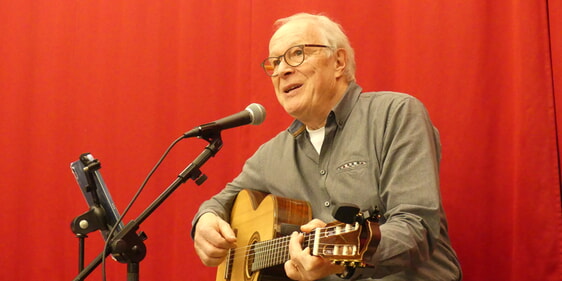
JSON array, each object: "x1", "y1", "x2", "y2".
[{"x1": 245, "y1": 232, "x2": 260, "y2": 280}]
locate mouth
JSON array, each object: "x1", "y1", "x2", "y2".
[{"x1": 283, "y1": 84, "x2": 303, "y2": 94}]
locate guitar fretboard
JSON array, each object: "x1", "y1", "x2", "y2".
[
  {"x1": 249, "y1": 232, "x2": 316, "y2": 271},
  {"x1": 224, "y1": 222, "x2": 360, "y2": 276}
]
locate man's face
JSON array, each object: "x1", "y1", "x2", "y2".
[{"x1": 268, "y1": 20, "x2": 341, "y2": 125}]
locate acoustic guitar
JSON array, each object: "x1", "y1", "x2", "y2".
[{"x1": 216, "y1": 189, "x2": 378, "y2": 281}]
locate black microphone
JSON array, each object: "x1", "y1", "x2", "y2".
[{"x1": 183, "y1": 103, "x2": 266, "y2": 138}]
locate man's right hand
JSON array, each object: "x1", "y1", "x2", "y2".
[{"x1": 193, "y1": 212, "x2": 237, "y2": 267}]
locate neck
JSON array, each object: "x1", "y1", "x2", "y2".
[
  {"x1": 306, "y1": 120, "x2": 327, "y2": 130},
  {"x1": 303, "y1": 82, "x2": 348, "y2": 130}
]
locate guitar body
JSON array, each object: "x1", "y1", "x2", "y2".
[{"x1": 216, "y1": 189, "x2": 312, "y2": 281}]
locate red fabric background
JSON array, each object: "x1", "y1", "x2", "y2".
[{"x1": 0, "y1": 1, "x2": 560, "y2": 280}]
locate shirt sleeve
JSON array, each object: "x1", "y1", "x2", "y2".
[{"x1": 366, "y1": 95, "x2": 443, "y2": 275}]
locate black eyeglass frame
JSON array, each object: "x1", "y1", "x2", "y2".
[{"x1": 261, "y1": 44, "x2": 332, "y2": 77}]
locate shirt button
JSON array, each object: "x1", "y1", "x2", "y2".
[
  {"x1": 320, "y1": 169, "x2": 326, "y2": 175},
  {"x1": 324, "y1": 201, "x2": 331, "y2": 207}
]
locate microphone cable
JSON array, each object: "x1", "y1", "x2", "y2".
[{"x1": 100, "y1": 134, "x2": 185, "y2": 281}]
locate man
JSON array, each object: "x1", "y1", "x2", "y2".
[{"x1": 192, "y1": 13, "x2": 462, "y2": 280}]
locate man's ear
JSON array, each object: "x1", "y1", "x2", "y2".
[{"x1": 334, "y1": 48, "x2": 347, "y2": 79}]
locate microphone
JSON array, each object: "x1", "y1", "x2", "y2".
[{"x1": 183, "y1": 103, "x2": 266, "y2": 138}]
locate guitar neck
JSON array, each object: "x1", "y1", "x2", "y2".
[
  {"x1": 248, "y1": 232, "x2": 315, "y2": 272},
  {"x1": 239, "y1": 222, "x2": 363, "y2": 272}
]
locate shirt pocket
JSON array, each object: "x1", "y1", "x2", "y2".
[
  {"x1": 329, "y1": 159, "x2": 384, "y2": 214},
  {"x1": 334, "y1": 160, "x2": 369, "y2": 174}
]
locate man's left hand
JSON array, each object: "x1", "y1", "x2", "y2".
[{"x1": 283, "y1": 219, "x2": 346, "y2": 280}]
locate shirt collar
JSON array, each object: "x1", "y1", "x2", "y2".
[{"x1": 287, "y1": 81, "x2": 363, "y2": 137}]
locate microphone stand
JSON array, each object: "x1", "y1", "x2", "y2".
[{"x1": 72, "y1": 134, "x2": 223, "y2": 281}]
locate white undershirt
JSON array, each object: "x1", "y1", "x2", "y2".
[{"x1": 307, "y1": 126, "x2": 325, "y2": 154}]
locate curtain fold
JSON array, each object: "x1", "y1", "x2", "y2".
[{"x1": 0, "y1": 1, "x2": 560, "y2": 280}]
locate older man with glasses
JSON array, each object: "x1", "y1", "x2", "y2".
[{"x1": 192, "y1": 12, "x2": 462, "y2": 281}]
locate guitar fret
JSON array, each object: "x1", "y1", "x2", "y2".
[
  {"x1": 272, "y1": 238, "x2": 278, "y2": 265},
  {"x1": 265, "y1": 240, "x2": 269, "y2": 268}
]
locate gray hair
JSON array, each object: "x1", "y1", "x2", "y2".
[{"x1": 274, "y1": 13, "x2": 356, "y2": 82}]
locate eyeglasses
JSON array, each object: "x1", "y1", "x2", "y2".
[{"x1": 261, "y1": 44, "x2": 331, "y2": 77}]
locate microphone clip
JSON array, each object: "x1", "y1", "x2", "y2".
[{"x1": 183, "y1": 122, "x2": 221, "y2": 141}]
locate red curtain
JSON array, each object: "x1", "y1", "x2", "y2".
[{"x1": 1, "y1": 1, "x2": 560, "y2": 280}]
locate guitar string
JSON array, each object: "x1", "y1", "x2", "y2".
[
  {"x1": 231, "y1": 224, "x2": 358, "y2": 254},
  {"x1": 226, "y1": 224, "x2": 359, "y2": 270},
  {"x1": 227, "y1": 224, "x2": 351, "y2": 253}
]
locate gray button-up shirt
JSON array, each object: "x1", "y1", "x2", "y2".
[{"x1": 193, "y1": 82, "x2": 462, "y2": 280}]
